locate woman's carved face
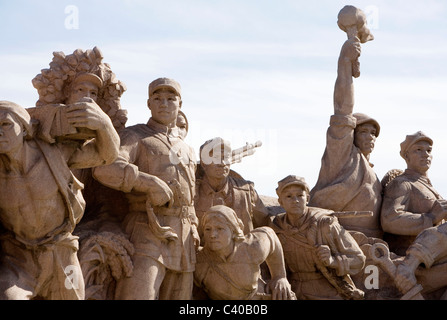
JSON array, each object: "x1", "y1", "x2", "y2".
[{"x1": 0, "y1": 111, "x2": 24, "y2": 157}]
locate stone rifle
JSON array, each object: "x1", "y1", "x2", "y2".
[
  {"x1": 229, "y1": 141, "x2": 263, "y2": 164},
  {"x1": 331, "y1": 211, "x2": 373, "y2": 218}
]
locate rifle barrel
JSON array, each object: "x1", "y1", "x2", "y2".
[{"x1": 331, "y1": 211, "x2": 373, "y2": 218}]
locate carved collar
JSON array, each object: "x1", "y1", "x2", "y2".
[
  {"x1": 275, "y1": 209, "x2": 317, "y2": 234},
  {"x1": 202, "y1": 177, "x2": 230, "y2": 197},
  {"x1": 146, "y1": 118, "x2": 180, "y2": 138},
  {"x1": 404, "y1": 168, "x2": 432, "y2": 186}
]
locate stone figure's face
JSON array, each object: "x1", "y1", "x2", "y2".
[
  {"x1": 204, "y1": 162, "x2": 230, "y2": 179},
  {"x1": 66, "y1": 80, "x2": 99, "y2": 104},
  {"x1": 203, "y1": 216, "x2": 233, "y2": 252},
  {"x1": 405, "y1": 140, "x2": 432, "y2": 174},
  {"x1": 0, "y1": 111, "x2": 24, "y2": 156},
  {"x1": 201, "y1": 144, "x2": 231, "y2": 181},
  {"x1": 148, "y1": 88, "x2": 181, "y2": 126},
  {"x1": 177, "y1": 114, "x2": 188, "y2": 139},
  {"x1": 279, "y1": 185, "x2": 307, "y2": 216},
  {"x1": 354, "y1": 123, "x2": 377, "y2": 157}
]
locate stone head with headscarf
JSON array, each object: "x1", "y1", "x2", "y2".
[
  {"x1": 201, "y1": 205, "x2": 245, "y2": 243},
  {"x1": 0, "y1": 100, "x2": 35, "y2": 140}
]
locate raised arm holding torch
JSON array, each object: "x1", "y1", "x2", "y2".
[{"x1": 337, "y1": 5, "x2": 374, "y2": 78}]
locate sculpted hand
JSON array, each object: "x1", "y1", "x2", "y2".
[
  {"x1": 146, "y1": 176, "x2": 174, "y2": 207},
  {"x1": 66, "y1": 97, "x2": 109, "y2": 131},
  {"x1": 267, "y1": 277, "x2": 295, "y2": 300},
  {"x1": 429, "y1": 199, "x2": 447, "y2": 225},
  {"x1": 191, "y1": 224, "x2": 201, "y2": 251},
  {"x1": 340, "y1": 37, "x2": 361, "y2": 62},
  {"x1": 316, "y1": 245, "x2": 335, "y2": 267}
]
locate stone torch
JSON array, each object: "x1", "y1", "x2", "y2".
[{"x1": 337, "y1": 5, "x2": 374, "y2": 78}]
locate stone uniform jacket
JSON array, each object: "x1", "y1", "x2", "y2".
[
  {"x1": 271, "y1": 207, "x2": 365, "y2": 299},
  {"x1": 381, "y1": 169, "x2": 443, "y2": 255},
  {"x1": 271, "y1": 208, "x2": 365, "y2": 277},
  {"x1": 92, "y1": 118, "x2": 198, "y2": 272},
  {"x1": 194, "y1": 174, "x2": 269, "y2": 238}
]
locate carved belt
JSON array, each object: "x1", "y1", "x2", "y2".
[
  {"x1": 155, "y1": 205, "x2": 194, "y2": 218},
  {"x1": 1, "y1": 219, "x2": 76, "y2": 250}
]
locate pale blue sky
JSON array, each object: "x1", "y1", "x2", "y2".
[{"x1": 1, "y1": 0, "x2": 446, "y2": 197}]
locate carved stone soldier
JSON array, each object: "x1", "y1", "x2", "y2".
[
  {"x1": 271, "y1": 175, "x2": 366, "y2": 300},
  {"x1": 93, "y1": 77, "x2": 200, "y2": 300},
  {"x1": 381, "y1": 132, "x2": 447, "y2": 255},
  {"x1": 194, "y1": 137, "x2": 270, "y2": 241}
]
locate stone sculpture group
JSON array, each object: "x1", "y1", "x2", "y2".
[{"x1": 0, "y1": 5, "x2": 446, "y2": 300}]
